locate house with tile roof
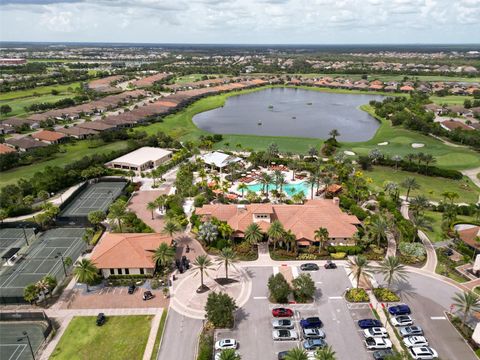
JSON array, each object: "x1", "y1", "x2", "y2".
[
  {"x1": 91, "y1": 233, "x2": 172, "y2": 278},
  {"x1": 32, "y1": 130, "x2": 67, "y2": 144},
  {"x1": 195, "y1": 199, "x2": 361, "y2": 247}
]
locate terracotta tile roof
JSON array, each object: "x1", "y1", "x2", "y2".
[
  {"x1": 441, "y1": 120, "x2": 474, "y2": 131},
  {"x1": 400, "y1": 85, "x2": 415, "y2": 91},
  {"x1": 91, "y1": 233, "x2": 172, "y2": 269},
  {"x1": 32, "y1": 130, "x2": 66, "y2": 142},
  {"x1": 458, "y1": 226, "x2": 480, "y2": 250},
  {"x1": 196, "y1": 199, "x2": 360, "y2": 241},
  {"x1": 0, "y1": 143, "x2": 15, "y2": 154}
]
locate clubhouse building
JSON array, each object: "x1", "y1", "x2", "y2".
[
  {"x1": 105, "y1": 146, "x2": 172, "y2": 172},
  {"x1": 195, "y1": 199, "x2": 361, "y2": 247}
]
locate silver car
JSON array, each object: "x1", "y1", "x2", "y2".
[
  {"x1": 272, "y1": 319, "x2": 294, "y2": 330},
  {"x1": 272, "y1": 329, "x2": 298, "y2": 341},
  {"x1": 303, "y1": 328, "x2": 326, "y2": 339},
  {"x1": 399, "y1": 326, "x2": 423, "y2": 338}
]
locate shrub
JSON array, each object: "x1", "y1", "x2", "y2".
[
  {"x1": 345, "y1": 288, "x2": 369, "y2": 302},
  {"x1": 268, "y1": 273, "x2": 291, "y2": 303},
  {"x1": 328, "y1": 245, "x2": 364, "y2": 255},
  {"x1": 292, "y1": 273, "x2": 316, "y2": 303},
  {"x1": 373, "y1": 287, "x2": 400, "y2": 302},
  {"x1": 297, "y1": 254, "x2": 319, "y2": 260},
  {"x1": 196, "y1": 331, "x2": 214, "y2": 360},
  {"x1": 271, "y1": 249, "x2": 297, "y2": 260},
  {"x1": 331, "y1": 252, "x2": 346, "y2": 259},
  {"x1": 205, "y1": 292, "x2": 237, "y2": 328},
  {"x1": 399, "y1": 242, "x2": 426, "y2": 258}
]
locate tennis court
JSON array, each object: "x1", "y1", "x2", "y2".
[
  {"x1": 0, "y1": 228, "x2": 36, "y2": 258},
  {"x1": 0, "y1": 322, "x2": 46, "y2": 360},
  {"x1": 60, "y1": 181, "x2": 126, "y2": 217},
  {"x1": 0, "y1": 228, "x2": 86, "y2": 302}
]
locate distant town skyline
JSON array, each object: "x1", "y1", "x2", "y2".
[{"x1": 0, "y1": 0, "x2": 479, "y2": 44}]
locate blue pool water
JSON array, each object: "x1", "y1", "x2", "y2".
[{"x1": 246, "y1": 181, "x2": 310, "y2": 197}]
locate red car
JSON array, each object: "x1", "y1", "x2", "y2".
[{"x1": 272, "y1": 308, "x2": 294, "y2": 318}]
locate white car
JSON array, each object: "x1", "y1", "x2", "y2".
[
  {"x1": 214, "y1": 339, "x2": 238, "y2": 351},
  {"x1": 363, "y1": 327, "x2": 388, "y2": 338},
  {"x1": 403, "y1": 336, "x2": 429, "y2": 348},
  {"x1": 272, "y1": 329, "x2": 298, "y2": 341},
  {"x1": 409, "y1": 346, "x2": 438, "y2": 359},
  {"x1": 391, "y1": 315, "x2": 413, "y2": 326},
  {"x1": 364, "y1": 337, "x2": 392, "y2": 350}
]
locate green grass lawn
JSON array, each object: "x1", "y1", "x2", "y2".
[
  {"x1": 0, "y1": 94, "x2": 73, "y2": 118},
  {"x1": 173, "y1": 74, "x2": 226, "y2": 84},
  {"x1": 0, "y1": 82, "x2": 82, "y2": 101},
  {"x1": 365, "y1": 166, "x2": 480, "y2": 203},
  {"x1": 295, "y1": 73, "x2": 480, "y2": 83},
  {"x1": 0, "y1": 140, "x2": 128, "y2": 187},
  {"x1": 50, "y1": 315, "x2": 152, "y2": 360},
  {"x1": 423, "y1": 210, "x2": 479, "y2": 243},
  {"x1": 430, "y1": 95, "x2": 473, "y2": 105}
]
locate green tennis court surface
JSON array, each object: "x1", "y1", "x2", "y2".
[
  {"x1": 0, "y1": 322, "x2": 46, "y2": 360},
  {"x1": 60, "y1": 181, "x2": 126, "y2": 217},
  {"x1": 0, "y1": 228, "x2": 86, "y2": 302},
  {"x1": 0, "y1": 228, "x2": 36, "y2": 257}
]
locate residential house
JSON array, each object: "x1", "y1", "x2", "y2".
[
  {"x1": 56, "y1": 126, "x2": 98, "y2": 139},
  {"x1": 6, "y1": 137, "x2": 49, "y2": 152},
  {"x1": 0, "y1": 143, "x2": 16, "y2": 154},
  {"x1": 32, "y1": 130, "x2": 67, "y2": 144}
]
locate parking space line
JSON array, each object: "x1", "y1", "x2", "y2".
[
  {"x1": 328, "y1": 296, "x2": 343, "y2": 300},
  {"x1": 430, "y1": 316, "x2": 447, "y2": 320},
  {"x1": 253, "y1": 296, "x2": 267, "y2": 300}
]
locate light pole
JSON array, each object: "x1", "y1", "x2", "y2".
[
  {"x1": 17, "y1": 331, "x2": 35, "y2": 360},
  {"x1": 20, "y1": 225, "x2": 29, "y2": 246},
  {"x1": 55, "y1": 252, "x2": 67, "y2": 277}
]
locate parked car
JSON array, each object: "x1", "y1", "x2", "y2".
[
  {"x1": 277, "y1": 351, "x2": 289, "y2": 360},
  {"x1": 272, "y1": 329, "x2": 298, "y2": 341},
  {"x1": 409, "y1": 346, "x2": 438, "y2": 359},
  {"x1": 391, "y1": 315, "x2": 413, "y2": 327},
  {"x1": 272, "y1": 308, "x2": 294, "y2": 318},
  {"x1": 128, "y1": 284, "x2": 135, "y2": 294},
  {"x1": 364, "y1": 337, "x2": 392, "y2": 350},
  {"x1": 96, "y1": 313, "x2": 106, "y2": 326},
  {"x1": 300, "y1": 317, "x2": 323, "y2": 329},
  {"x1": 388, "y1": 304, "x2": 411, "y2": 316},
  {"x1": 443, "y1": 247, "x2": 453, "y2": 256},
  {"x1": 363, "y1": 327, "x2": 388, "y2": 338},
  {"x1": 303, "y1": 328, "x2": 326, "y2": 339},
  {"x1": 358, "y1": 319, "x2": 383, "y2": 329},
  {"x1": 214, "y1": 339, "x2": 238, "y2": 351},
  {"x1": 324, "y1": 260, "x2": 337, "y2": 269},
  {"x1": 373, "y1": 349, "x2": 394, "y2": 360},
  {"x1": 399, "y1": 326, "x2": 424, "y2": 338},
  {"x1": 300, "y1": 263, "x2": 319, "y2": 271},
  {"x1": 272, "y1": 319, "x2": 294, "y2": 329},
  {"x1": 403, "y1": 336, "x2": 429, "y2": 348},
  {"x1": 142, "y1": 291, "x2": 154, "y2": 301},
  {"x1": 303, "y1": 338, "x2": 327, "y2": 350}
]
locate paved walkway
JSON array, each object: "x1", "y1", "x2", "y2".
[{"x1": 400, "y1": 201, "x2": 437, "y2": 273}]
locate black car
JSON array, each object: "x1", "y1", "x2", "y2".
[
  {"x1": 373, "y1": 349, "x2": 394, "y2": 360},
  {"x1": 96, "y1": 313, "x2": 106, "y2": 326},
  {"x1": 143, "y1": 291, "x2": 154, "y2": 301},
  {"x1": 128, "y1": 284, "x2": 135, "y2": 294},
  {"x1": 300, "y1": 263, "x2": 319, "y2": 271},
  {"x1": 444, "y1": 247, "x2": 454, "y2": 256},
  {"x1": 277, "y1": 351, "x2": 289, "y2": 360},
  {"x1": 324, "y1": 260, "x2": 337, "y2": 269}
]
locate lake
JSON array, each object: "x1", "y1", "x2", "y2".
[{"x1": 192, "y1": 87, "x2": 384, "y2": 141}]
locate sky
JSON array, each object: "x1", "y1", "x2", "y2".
[{"x1": 0, "y1": 0, "x2": 479, "y2": 44}]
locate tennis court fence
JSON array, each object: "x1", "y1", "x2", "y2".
[{"x1": 0, "y1": 311, "x2": 53, "y2": 339}]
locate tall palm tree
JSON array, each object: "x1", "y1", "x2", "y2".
[
  {"x1": 285, "y1": 347, "x2": 309, "y2": 360},
  {"x1": 329, "y1": 129, "x2": 340, "y2": 140},
  {"x1": 237, "y1": 183, "x2": 248, "y2": 198},
  {"x1": 314, "y1": 346, "x2": 337, "y2": 360},
  {"x1": 409, "y1": 195, "x2": 429, "y2": 216},
  {"x1": 107, "y1": 199, "x2": 127, "y2": 232},
  {"x1": 285, "y1": 229, "x2": 297, "y2": 253},
  {"x1": 244, "y1": 223, "x2": 263, "y2": 248},
  {"x1": 152, "y1": 243, "x2": 175, "y2": 270},
  {"x1": 73, "y1": 259, "x2": 98, "y2": 292},
  {"x1": 267, "y1": 220, "x2": 285, "y2": 251},
  {"x1": 276, "y1": 173, "x2": 287, "y2": 193},
  {"x1": 192, "y1": 255, "x2": 214, "y2": 289},
  {"x1": 452, "y1": 291, "x2": 480, "y2": 330},
  {"x1": 410, "y1": 215, "x2": 432, "y2": 242},
  {"x1": 291, "y1": 191, "x2": 306, "y2": 204},
  {"x1": 401, "y1": 177, "x2": 420, "y2": 202},
  {"x1": 392, "y1": 155, "x2": 402, "y2": 171},
  {"x1": 377, "y1": 256, "x2": 408, "y2": 290},
  {"x1": 218, "y1": 222, "x2": 234, "y2": 240},
  {"x1": 384, "y1": 181, "x2": 399, "y2": 202},
  {"x1": 217, "y1": 247, "x2": 239, "y2": 280},
  {"x1": 155, "y1": 194, "x2": 168, "y2": 214},
  {"x1": 314, "y1": 227, "x2": 329, "y2": 252},
  {"x1": 260, "y1": 173, "x2": 273, "y2": 198},
  {"x1": 163, "y1": 221, "x2": 180, "y2": 237},
  {"x1": 367, "y1": 215, "x2": 389, "y2": 247},
  {"x1": 147, "y1": 201, "x2": 157, "y2": 220},
  {"x1": 306, "y1": 174, "x2": 318, "y2": 200},
  {"x1": 347, "y1": 256, "x2": 373, "y2": 289}
]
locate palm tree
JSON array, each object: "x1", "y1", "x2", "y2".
[
  {"x1": 291, "y1": 191, "x2": 306, "y2": 204},
  {"x1": 107, "y1": 199, "x2": 127, "y2": 232},
  {"x1": 347, "y1": 256, "x2": 373, "y2": 289},
  {"x1": 237, "y1": 183, "x2": 248, "y2": 198},
  {"x1": 314, "y1": 227, "x2": 329, "y2": 252},
  {"x1": 452, "y1": 291, "x2": 480, "y2": 330},
  {"x1": 73, "y1": 259, "x2": 98, "y2": 292},
  {"x1": 163, "y1": 221, "x2": 180, "y2": 237},
  {"x1": 410, "y1": 215, "x2": 432, "y2": 242},
  {"x1": 152, "y1": 243, "x2": 175, "y2": 270},
  {"x1": 217, "y1": 247, "x2": 239, "y2": 280},
  {"x1": 35, "y1": 278, "x2": 50, "y2": 304},
  {"x1": 377, "y1": 256, "x2": 408, "y2": 290},
  {"x1": 276, "y1": 173, "x2": 287, "y2": 194},
  {"x1": 401, "y1": 177, "x2": 420, "y2": 202},
  {"x1": 192, "y1": 255, "x2": 214, "y2": 289},
  {"x1": 367, "y1": 215, "x2": 389, "y2": 247},
  {"x1": 147, "y1": 201, "x2": 157, "y2": 220},
  {"x1": 285, "y1": 229, "x2": 297, "y2": 253},
  {"x1": 267, "y1": 220, "x2": 285, "y2": 251},
  {"x1": 244, "y1": 223, "x2": 263, "y2": 248},
  {"x1": 392, "y1": 155, "x2": 402, "y2": 170},
  {"x1": 308, "y1": 146, "x2": 318, "y2": 159},
  {"x1": 285, "y1": 347, "x2": 309, "y2": 360},
  {"x1": 155, "y1": 194, "x2": 168, "y2": 214},
  {"x1": 384, "y1": 181, "x2": 399, "y2": 202},
  {"x1": 217, "y1": 349, "x2": 241, "y2": 360},
  {"x1": 409, "y1": 195, "x2": 429, "y2": 216},
  {"x1": 314, "y1": 346, "x2": 337, "y2": 360},
  {"x1": 423, "y1": 154, "x2": 436, "y2": 172},
  {"x1": 218, "y1": 222, "x2": 234, "y2": 240},
  {"x1": 306, "y1": 174, "x2": 318, "y2": 200},
  {"x1": 329, "y1": 129, "x2": 340, "y2": 140},
  {"x1": 260, "y1": 173, "x2": 273, "y2": 198}
]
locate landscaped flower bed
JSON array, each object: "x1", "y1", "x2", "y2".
[
  {"x1": 373, "y1": 287, "x2": 400, "y2": 302},
  {"x1": 345, "y1": 288, "x2": 369, "y2": 302}
]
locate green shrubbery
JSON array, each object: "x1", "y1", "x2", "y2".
[
  {"x1": 373, "y1": 287, "x2": 400, "y2": 302},
  {"x1": 196, "y1": 331, "x2": 214, "y2": 360},
  {"x1": 331, "y1": 252, "x2": 346, "y2": 259},
  {"x1": 345, "y1": 288, "x2": 369, "y2": 302},
  {"x1": 327, "y1": 245, "x2": 364, "y2": 255}
]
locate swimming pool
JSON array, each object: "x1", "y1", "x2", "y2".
[{"x1": 246, "y1": 181, "x2": 310, "y2": 197}]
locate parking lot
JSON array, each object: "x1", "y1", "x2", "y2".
[{"x1": 215, "y1": 266, "x2": 372, "y2": 360}]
